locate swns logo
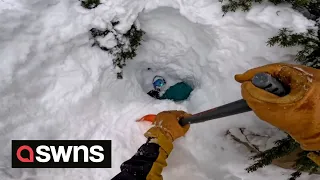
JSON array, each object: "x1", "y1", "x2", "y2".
[{"x1": 12, "y1": 140, "x2": 111, "y2": 168}]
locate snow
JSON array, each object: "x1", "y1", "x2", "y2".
[
  {"x1": 294, "y1": 67, "x2": 314, "y2": 77},
  {"x1": 96, "y1": 33, "x2": 118, "y2": 49},
  {"x1": 293, "y1": 67, "x2": 314, "y2": 83},
  {"x1": 246, "y1": 4, "x2": 316, "y2": 33},
  {"x1": 0, "y1": 0, "x2": 318, "y2": 180}
]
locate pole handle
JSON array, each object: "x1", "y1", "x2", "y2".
[{"x1": 251, "y1": 72, "x2": 288, "y2": 97}]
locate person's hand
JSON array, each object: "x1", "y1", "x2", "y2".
[
  {"x1": 145, "y1": 111, "x2": 191, "y2": 142},
  {"x1": 235, "y1": 63, "x2": 320, "y2": 151}
]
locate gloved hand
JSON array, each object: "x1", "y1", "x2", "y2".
[
  {"x1": 235, "y1": 63, "x2": 320, "y2": 151},
  {"x1": 145, "y1": 111, "x2": 191, "y2": 142},
  {"x1": 140, "y1": 111, "x2": 191, "y2": 180}
]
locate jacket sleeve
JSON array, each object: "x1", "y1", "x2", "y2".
[{"x1": 112, "y1": 138, "x2": 172, "y2": 180}]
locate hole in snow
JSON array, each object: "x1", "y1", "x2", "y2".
[
  {"x1": 137, "y1": 66, "x2": 195, "y2": 101},
  {"x1": 125, "y1": 7, "x2": 215, "y2": 104}
]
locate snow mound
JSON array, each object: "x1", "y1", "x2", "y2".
[{"x1": 0, "y1": 0, "x2": 318, "y2": 180}]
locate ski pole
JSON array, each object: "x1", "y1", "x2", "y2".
[{"x1": 179, "y1": 73, "x2": 288, "y2": 126}]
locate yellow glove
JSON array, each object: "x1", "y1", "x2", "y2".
[
  {"x1": 235, "y1": 63, "x2": 320, "y2": 151},
  {"x1": 308, "y1": 152, "x2": 320, "y2": 165},
  {"x1": 143, "y1": 111, "x2": 191, "y2": 180},
  {"x1": 144, "y1": 111, "x2": 191, "y2": 153}
]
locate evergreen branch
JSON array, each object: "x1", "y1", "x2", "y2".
[
  {"x1": 221, "y1": 0, "x2": 311, "y2": 14},
  {"x1": 267, "y1": 28, "x2": 319, "y2": 48},
  {"x1": 289, "y1": 171, "x2": 302, "y2": 180},
  {"x1": 294, "y1": 151, "x2": 319, "y2": 172},
  {"x1": 90, "y1": 21, "x2": 145, "y2": 78},
  {"x1": 266, "y1": 27, "x2": 320, "y2": 68},
  {"x1": 246, "y1": 136, "x2": 300, "y2": 173},
  {"x1": 287, "y1": 151, "x2": 320, "y2": 179},
  {"x1": 246, "y1": 135, "x2": 320, "y2": 179},
  {"x1": 80, "y1": 0, "x2": 100, "y2": 9}
]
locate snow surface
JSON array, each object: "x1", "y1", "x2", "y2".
[
  {"x1": 0, "y1": 0, "x2": 318, "y2": 180},
  {"x1": 96, "y1": 33, "x2": 118, "y2": 49}
]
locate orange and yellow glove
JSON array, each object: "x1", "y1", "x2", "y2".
[
  {"x1": 144, "y1": 110, "x2": 191, "y2": 153},
  {"x1": 144, "y1": 111, "x2": 191, "y2": 180},
  {"x1": 235, "y1": 63, "x2": 320, "y2": 165}
]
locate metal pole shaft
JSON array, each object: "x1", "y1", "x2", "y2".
[{"x1": 179, "y1": 99, "x2": 251, "y2": 126}]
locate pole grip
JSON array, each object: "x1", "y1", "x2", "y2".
[{"x1": 251, "y1": 73, "x2": 287, "y2": 97}]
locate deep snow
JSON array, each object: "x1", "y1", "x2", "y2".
[{"x1": 0, "y1": 0, "x2": 319, "y2": 180}]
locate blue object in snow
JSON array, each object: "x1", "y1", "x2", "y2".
[{"x1": 153, "y1": 76, "x2": 166, "y2": 90}]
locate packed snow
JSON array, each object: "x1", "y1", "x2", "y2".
[
  {"x1": 96, "y1": 33, "x2": 118, "y2": 49},
  {"x1": 0, "y1": 0, "x2": 318, "y2": 180}
]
